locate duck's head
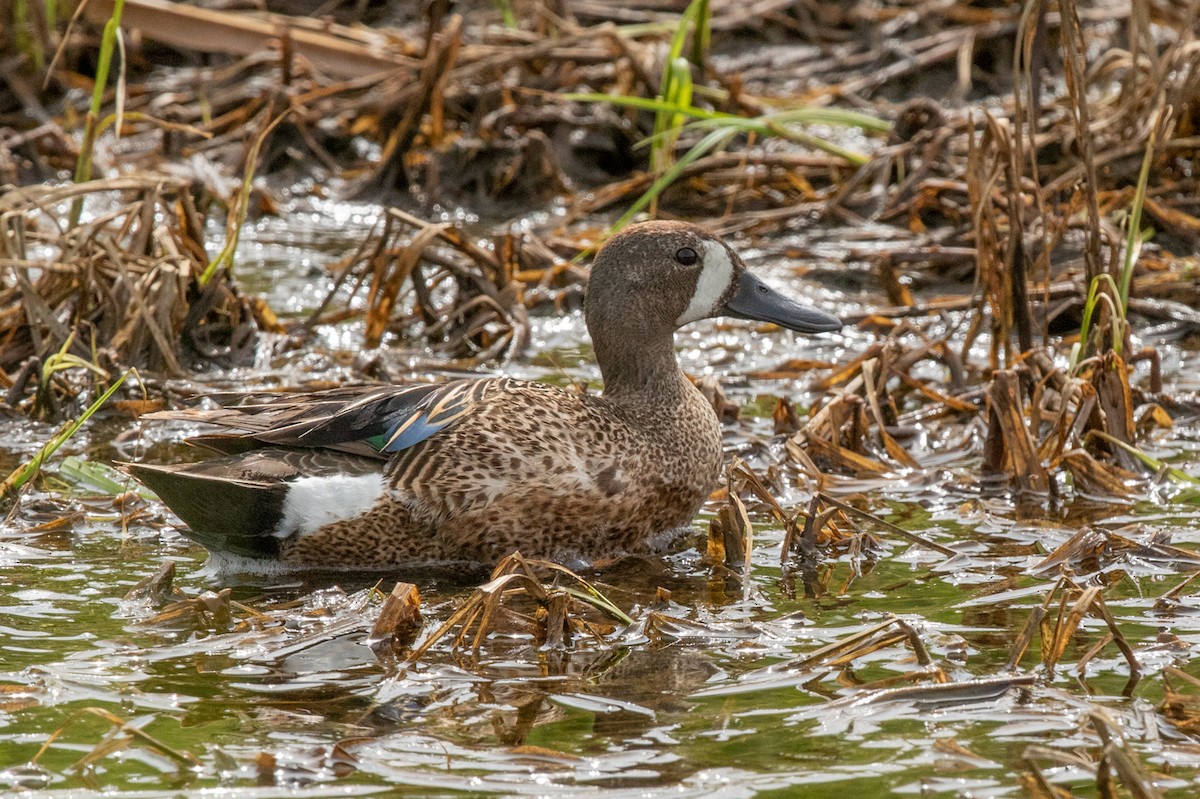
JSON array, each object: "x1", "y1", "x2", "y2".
[{"x1": 585, "y1": 221, "x2": 842, "y2": 345}]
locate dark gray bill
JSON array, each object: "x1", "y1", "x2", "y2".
[{"x1": 723, "y1": 271, "x2": 842, "y2": 333}]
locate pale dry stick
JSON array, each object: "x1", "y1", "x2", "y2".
[
  {"x1": 1159, "y1": 571, "x2": 1200, "y2": 603},
  {"x1": 962, "y1": 114, "x2": 1002, "y2": 369},
  {"x1": 374, "y1": 14, "x2": 463, "y2": 188},
  {"x1": 1044, "y1": 586, "x2": 1102, "y2": 673},
  {"x1": 84, "y1": 0, "x2": 419, "y2": 78},
  {"x1": 1004, "y1": 575, "x2": 1066, "y2": 671},
  {"x1": 1013, "y1": 0, "x2": 1054, "y2": 346},
  {"x1": 1003, "y1": 595, "x2": 1051, "y2": 667},
  {"x1": 781, "y1": 616, "x2": 915, "y2": 673},
  {"x1": 386, "y1": 208, "x2": 501, "y2": 273},
  {"x1": 0, "y1": 177, "x2": 188, "y2": 215},
  {"x1": 836, "y1": 38, "x2": 963, "y2": 98},
  {"x1": 31, "y1": 706, "x2": 200, "y2": 769},
  {"x1": 1085, "y1": 591, "x2": 1140, "y2": 677},
  {"x1": 1021, "y1": 745, "x2": 1102, "y2": 787},
  {"x1": 1076, "y1": 631, "x2": 1115, "y2": 675},
  {"x1": 731, "y1": 491, "x2": 753, "y2": 599},
  {"x1": 797, "y1": 373, "x2": 864, "y2": 440},
  {"x1": 859, "y1": 358, "x2": 920, "y2": 468},
  {"x1": 1042, "y1": 137, "x2": 1200, "y2": 197},
  {"x1": 0, "y1": 259, "x2": 78, "y2": 274},
  {"x1": 364, "y1": 221, "x2": 449, "y2": 348},
  {"x1": 729, "y1": 460, "x2": 810, "y2": 546},
  {"x1": 824, "y1": 630, "x2": 914, "y2": 670}
]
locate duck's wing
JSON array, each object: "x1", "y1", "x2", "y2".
[
  {"x1": 128, "y1": 379, "x2": 506, "y2": 561},
  {"x1": 155, "y1": 380, "x2": 492, "y2": 458}
]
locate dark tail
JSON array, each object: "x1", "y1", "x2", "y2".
[{"x1": 125, "y1": 462, "x2": 287, "y2": 558}]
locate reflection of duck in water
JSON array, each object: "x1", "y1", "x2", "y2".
[
  {"x1": 435, "y1": 647, "x2": 723, "y2": 749},
  {"x1": 129, "y1": 222, "x2": 841, "y2": 569}
]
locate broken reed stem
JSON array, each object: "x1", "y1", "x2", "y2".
[
  {"x1": 403, "y1": 552, "x2": 632, "y2": 664},
  {"x1": 1003, "y1": 128, "x2": 1033, "y2": 355},
  {"x1": 1058, "y1": 0, "x2": 1103, "y2": 284},
  {"x1": 31, "y1": 706, "x2": 200, "y2": 769},
  {"x1": 815, "y1": 493, "x2": 956, "y2": 556},
  {"x1": 1007, "y1": 576, "x2": 1140, "y2": 683}
]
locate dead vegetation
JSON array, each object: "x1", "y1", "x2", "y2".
[{"x1": 6, "y1": 0, "x2": 1200, "y2": 795}]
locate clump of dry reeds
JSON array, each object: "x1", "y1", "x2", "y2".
[{"x1": 0, "y1": 177, "x2": 263, "y2": 417}]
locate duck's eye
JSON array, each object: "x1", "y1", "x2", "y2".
[{"x1": 675, "y1": 247, "x2": 699, "y2": 266}]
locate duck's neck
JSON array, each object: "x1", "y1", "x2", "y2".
[{"x1": 593, "y1": 329, "x2": 690, "y2": 401}]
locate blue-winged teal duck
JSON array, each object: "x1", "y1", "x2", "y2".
[{"x1": 129, "y1": 221, "x2": 841, "y2": 569}]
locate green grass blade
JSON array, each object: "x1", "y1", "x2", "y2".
[
  {"x1": 756, "y1": 107, "x2": 893, "y2": 132},
  {"x1": 562, "y1": 586, "x2": 635, "y2": 626},
  {"x1": 58, "y1": 456, "x2": 131, "y2": 496},
  {"x1": 70, "y1": 0, "x2": 126, "y2": 227},
  {"x1": 1119, "y1": 122, "x2": 1158, "y2": 313},
  {"x1": 1071, "y1": 273, "x2": 1123, "y2": 371},
  {"x1": 1085, "y1": 430, "x2": 1200, "y2": 486},
  {"x1": 563, "y1": 92, "x2": 733, "y2": 121},
  {"x1": 690, "y1": 0, "x2": 710, "y2": 66},
  {"x1": 612, "y1": 126, "x2": 738, "y2": 232},
  {"x1": 0, "y1": 370, "x2": 133, "y2": 502}
]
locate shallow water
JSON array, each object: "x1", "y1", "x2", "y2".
[{"x1": 3, "y1": 204, "x2": 1200, "y2": 798}]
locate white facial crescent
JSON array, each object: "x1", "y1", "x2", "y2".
[{"x1": 676, "y1": 240, "x2": 735, "y2": 326}]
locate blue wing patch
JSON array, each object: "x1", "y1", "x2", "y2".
[
  {"x1": 376, "y1": 415, "x2": 445, "y2": 453},
  {"x1": 375, "y1": 382, "x2": 478, "y2": 454}
]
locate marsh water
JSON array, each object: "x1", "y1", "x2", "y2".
[{"x1": 4, "y1": 201, "x2": 1200, "y2": 798}]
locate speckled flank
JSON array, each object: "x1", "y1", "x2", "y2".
[{"x1": 281, "y1": 376, "x2": 722, "y2": 565}]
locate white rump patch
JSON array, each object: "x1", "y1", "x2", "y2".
[
  {"x1": 676, "y1": 240, "x2": 735, "y2": 326},
  {"x1": 276, "y1": 473, "x2": 385, "y2": 538}
]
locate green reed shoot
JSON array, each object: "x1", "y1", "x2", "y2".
[
  {"x1": 651, "y1": 0, "x2": 707, "y2": 180},
  {"x1": 566, "y1": 93, "x2": 885, "y2": 235},
  {"x1": 565, "y1": 0, "x2": 886, "y2": 236},
  {"x1": 1070, "y1": 121, "x2": 1158, "y2": 370},
  {"x1": 1119, "y1": 123, "x2": 1158, "y2": 312},
  {"x1": 70, "y1": 0, "x2": 126, "y2": 227},
  {"x1": 40, "y1": 331, "x2": 105, "y2": 385},
  {"x1": 15, "y1": 0, "x2": 61, "y2": 71},
  {"x1": 616, "y1": 126, "x2": 737, "y2": 232},
  {"x1": 689, "y1": 0, "x2": 710, "y2": 66},
  {"x1": 493, "y1": 0, "x2": 517, "y2": 28},
  {"x1": 1086, "y1": 430, "x2": 1200, "y2": 486},
  {"x1": 1070, "y1": 275, "x2": 1118, "y2": 372},
  {"x1": 653, "y1": 56, "x2": 692, "y2": 175},
  {"x1": 200, "y1": 108, "x2": 292, "y2": 286},
  {"x1": 58, "y1": 456, "x2": 136, "y2": 496},
  {"x1": 14, "y1": 0, "x2": 43, "y2": 72}
]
